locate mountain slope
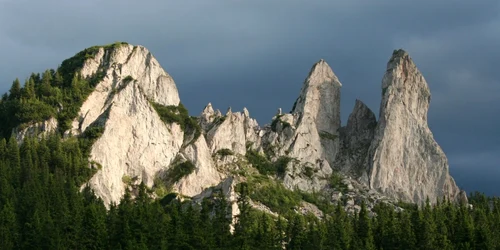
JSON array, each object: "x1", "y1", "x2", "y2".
[{"x1": 9, "y1": 43, "x2": 465, "y2": 209}]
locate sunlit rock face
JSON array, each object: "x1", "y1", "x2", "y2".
[{"x1": 367, "y1": 49, "x2": 462, "y2": 204}]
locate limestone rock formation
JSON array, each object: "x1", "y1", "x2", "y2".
[
  {"x1": 205, "y1": 107, "x2": 261, "y2": 155},
  {"x1": 69, "y1": 45, "x2": 180, "y2": 136},
  {"x1": 367, "y1": 49, "x2": 461, "y2": 204},
  {"x1": 13, "y1": 117, "x2": 58, "y2": 144},
  {"x1": 288, "y1": 59, "x2": 341, "y2": 166},
  {"x1": 261, "y1": 59, "x2": 341, "y2": 192},
  {"x1": 173, "y1": 134, "x2": 222, "y2": 197},
  {"x1": 64, "y1": 44, "x2": 213, "y2": 206},
  {"x1": 335, "y1": 100, "x2": 377, "y2": 181},
  {"x1": 10, "y1": 43, "x2": 465, "y2": 210}
]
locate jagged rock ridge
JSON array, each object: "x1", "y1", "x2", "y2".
[{"x1": 13, "y1": 44, "x2": 465, "y2": 210}]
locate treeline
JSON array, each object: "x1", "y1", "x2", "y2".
[
  {"x1": 0, "y1": 135, "x2": 499, "y2": 249},
  {"x1": 0, "y1": 42, "x2": 126, "y2": 138}
]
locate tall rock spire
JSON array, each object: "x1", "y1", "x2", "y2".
[
  {"x1": 367, "y1": 49, "x2": 462, "y2": 204},
  {"x1": 290, "y1": 59, "x2": 342, "y2": 165}
]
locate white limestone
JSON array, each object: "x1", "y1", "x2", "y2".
[{"x1": 367, "y1": 50, "x2": 462, "y2": 204}]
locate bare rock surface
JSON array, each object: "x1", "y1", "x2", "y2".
[
  {"x1": 205, "y1": 107, "x2": 261, "y2": 155},
  {"x1": 367, "y1": 49, "x2": 462, "y2": 204},
  {"x1": 173, "y1": 135, "x2": 222, "y2": 197},
  {"x1": 335, "y1": 100, "x2": 376, "y2": 181},
  {"x1": 12, "y1": 44, "x2": 466, "y2": 211}
]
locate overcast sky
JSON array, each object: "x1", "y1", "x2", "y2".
[{"x1": 0, "y1": 0, "x2": 498, "y2": 196}]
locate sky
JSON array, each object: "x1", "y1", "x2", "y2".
[{"x1": 0, "y1": 0, "x2": 498, "y2": 196}]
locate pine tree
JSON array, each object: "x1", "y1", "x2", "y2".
[
  {"x1": 233, "y1": 182, "x2": 253, "y2": 249},
  {"x1": 356, "y1": 202, "x2": 375, "y2": 250},
  {"x1": 9, "y1": 79, "x2": 21, "y2": 100},
  {"x1": 0, "y1": 201, "x2": 18, "y2": 250},
  {"x1": 6, "y1": 137, "x2": 20, "y2": 189},
  {"x1": 421, "y1": 198, "x2": 438, "y2": 250}
]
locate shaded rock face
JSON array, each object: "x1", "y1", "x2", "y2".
[
  {"x1": 335, "y1": 100, "x2": 377, "y2": 181},
  {"x1": 367, "y1": 50, "x2": 461, "y2": 204}
]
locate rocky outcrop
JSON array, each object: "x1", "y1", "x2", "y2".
[
  {"x1": 70, "y1": 44, "x2": 188, "y2": 206},
  {"x1": 13, "y1": 117, "x2": 58, "y2": 144},
  {"x1": 335, "y1": 100, "x2": 377, "y2": 181},
  {"x1": 205, "y1": 107, "x2": 261, "y2": 155},
  {"x1": 288, "y1": 59, "x2": 341, "y2": 166},
  {"x1": 69, "y1": 45, "x2": 180, "y2": 136},
  {"x1": 261, "y1": 59, "x2": 341, "y2": 192},
  {"x1": 173, "y1": 135, "x2": 222, "y2": 197},
  {"x1": 367, "y1": 49, "x2": 461, "y2": 204},
  {"x1": 12, "y1": 43, "x2": 465, "y2": 210}
]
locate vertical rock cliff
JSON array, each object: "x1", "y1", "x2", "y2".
[
  {"x1": 336, "y1": 99, "x2": 377, "y2": 181},
  {"x1": 260, "y1": 59, "x2": 342, "y2": 192},
  {"x1": 11, "y1": 44, "x2": 466, "y2": 208},
  {"x1": 367, "y1": 49, "x2": 462, "y2": 204},
  {"x1": 290, "y1": 59, "x2": 341, "y2": 165}
]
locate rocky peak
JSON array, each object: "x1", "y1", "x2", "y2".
[
  {"x1": 382, "y1": 49, "x2": 431, "y2": 122},
  {"x1": 335, "y1": 100, "x2": 376, "y2": 181},
  {"x1": 203, "y1": 102, "x2": 215, "y2": 115},
  {"x1": 66, "y1": 43, "x2": 186, "y2": 205},
  {"x1": 200, "y1": 103, "x2": 217, "y2": 131},
  {"x1": 10, "y1": 44, "x2": 466, "y2": 211},
  {"x1": 289, "y1": 59, "x2": 342, "y2": 166},
  {"x1": 345, "y1": 100, "x2": 377, "y2": 145},
  {"x1": 292, "y1": 59, "x2": 341, "y2": 116},
  {"x1": 368, "y1": 49, "x2": 461, "y2": 204},
  {"x1": 205, "y1": 106, "x2": 261, "y2": 155},
  {"x1": 69, "y1": 44, "x2": 180, "y2": 136}
]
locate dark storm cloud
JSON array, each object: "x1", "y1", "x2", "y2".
[{"x1": 0, "y1": 0, "x2": 498, "y2": 195}]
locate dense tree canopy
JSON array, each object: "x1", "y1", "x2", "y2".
[{"x1": 0, "y1": 135, "x2": 499, "y2": 249}]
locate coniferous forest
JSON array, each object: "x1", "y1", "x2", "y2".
[
  {"x1": 0, "y1": 50, "x2": 500, "y2": 249},
  {"x1": 0, "y1": 135, "x2": 499, "y2": 249}
]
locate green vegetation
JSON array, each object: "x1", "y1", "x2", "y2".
[
  {"x1": 299, "y1": 191, "x2": 335, "y2": 214},
  {"x1": 382, "y1": 86, "x2": 389, "y2": 96},
  {"x1": 0, "y1": 42, "x2": 129, "y2": 138},
  {"x1": 303, "y1": 166, "x2": 315, "y2": 178},
  {"x1": 216, "y1": 148, "x2": 234, "y2": 157},
  {"x1": 122, "y1": 175, "x2": 132, "y2": 185},
  {"x1": 79, "y1": 124, "x2": 105, "y2": 157},
  {"x1": 0, "y1": 134, "x2": 499, "y2": 249},
  {"x1": 329, "y1": 171, "x2": 348, "y2": 192},
  {"x1": 319, "y1": 130, "x2": 337, "y2": 141},
  {"x1": 239, "y1": 175, "x2": 302, "y2": 215},
  {"x1": 245, "y1": 149, "x2": 290, "y2": 176},
  {"x1": 165, "y1": 160, "x2": 196, "y2": 184},
  {"x1": 123, "y1": 75, "x2": 134, "y2": 83},
  {"x1": 271, "y1": 115, "x2": 291, "y2": 132},
  {"x1": 150, "y1": 102, "x2": 201, "y2": 142}
]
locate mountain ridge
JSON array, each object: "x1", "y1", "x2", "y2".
[{"x1": 3, "y1": 43, "x2": 466, "y2": 213}]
